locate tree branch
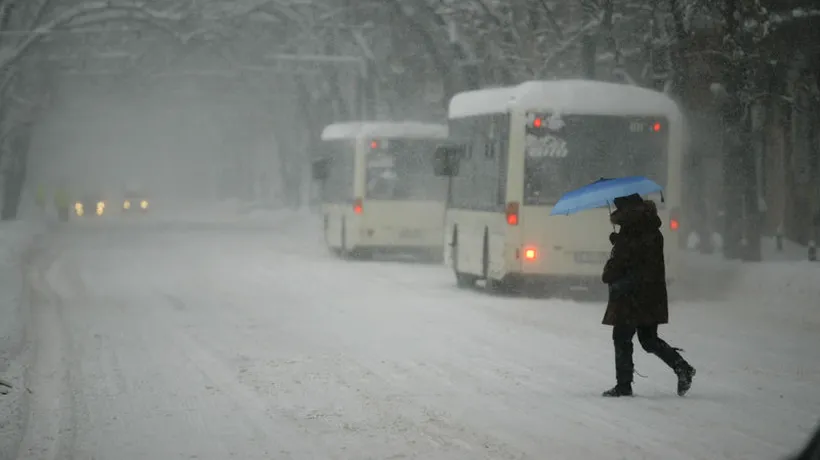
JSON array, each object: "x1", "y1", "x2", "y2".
[
  {"x1": 535, "y1": 0, "x2": 564, "y2": 40},
  {"x1": 388, "y1": 0, "x2": 457, "y2": 107},
  {"x1": 0, "y1": 1, "x2": 182, "y2": 72},
  {"x1": 541, "y1": 14, "x2": 602, "y2": 73},
  {"x1": 27, "y1": 0, "x2": 59, "y2": 30}
]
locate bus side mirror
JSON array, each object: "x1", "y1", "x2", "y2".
[
  {"x1": 311, "y1": 158, "x2": 330, "y2": 181},
  {"x1": 433, "y1": 144, "x2": 463, "y2": 177}
]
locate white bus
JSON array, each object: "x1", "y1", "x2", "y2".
[
  {"x1": 312, "y1": 121, "x2": 450, "y2": 260},
  {"x1": 432, "y1": 80, "x2": 685, "y2": 291}
]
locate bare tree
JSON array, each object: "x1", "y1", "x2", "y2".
[{"x1": 0, "y1": 0, "x2": 182, "y2": 218}]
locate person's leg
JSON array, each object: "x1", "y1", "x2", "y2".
[
  {"x1": 603, "y1": 325, "x2": 636, "y2": 397},
  {"x1": 637, "y1": 325, "x2": 696, "y2": 396}
]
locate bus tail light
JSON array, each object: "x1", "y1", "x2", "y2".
[
  {"x1": 669, "y1": 207, "x2": 680, "y2": 231},
  {"x1": 506, "y1": 202, "x2": 519, "y2": 226},
  {"x1": 353, "y1": 198, "x2": 363, "y2": 214},
  {"x1": 523, "y1": 247, "x2": 537, "y2": 261}
]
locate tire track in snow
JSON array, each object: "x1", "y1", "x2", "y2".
[
  {"x1": 156, "y1": 285, "x2": 532, "y2": 459},
  {"x1": 239, "y1": 250, "x2": 810, "y2": 459},
  {"x1": 155, "y1": 293, "x2": 331, "y2": 459},
  {"x1": 49, "y1": 226, "x2": 818, "y2": 459},
  {"x1": 18, "y1": 262, "x2": 77, "y2": 460},
  {"x1": 161, "y1": 258, "x2": 644, "y2": 459},
  {"x1": 54, "y1": 292, "x2": 294, "y2": 458}
]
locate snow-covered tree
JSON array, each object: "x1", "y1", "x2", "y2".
[{"x1": 0, "y1": 0, "x2": 183, "y2": 218}]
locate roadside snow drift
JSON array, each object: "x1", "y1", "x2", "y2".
[{"x1": 0, "y1": 220, "x2": 44, "y2": 459}]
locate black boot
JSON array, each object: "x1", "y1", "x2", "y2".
[
  {"x1": 602, "y1": 383, "x2": 633, "y2": 397},
  {"x1": 651, "y1": 338, "x2": 696, "y2": 396},
  {"x1": 603, "y1": 339, "x2": 634, "y2": 397},
  {"x1": 675, "y1": 364, "x2": 696, "y2": 397}
]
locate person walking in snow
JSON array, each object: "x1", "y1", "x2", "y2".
[
  {"x1": 789, "y1": 419, "x2": 820, "y2": 460},
  {"x1": 601, "y1": 193, "x2": 696, "y2": 397}
]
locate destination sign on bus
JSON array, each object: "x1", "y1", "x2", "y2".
[{"x1": 526, "y1": 113, "x2": 663, "y2": 135}]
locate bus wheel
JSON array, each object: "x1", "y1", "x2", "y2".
[
  {"x1": 340, "y1": 219, "x2": 350, "y2": 259},
  {"x1": 481, "y1": 230, "x2": 504, "y2": 293},
  {"x1": 351, "y1": 248, "x2": 373, "y2": 260},
  {"x1": 324, "y1": 215, "x2": 338, "y2": 256},
  {"x1": 481, "y1": 229, "x2": 491, "y2": 283},
  {"x1": 456, "y1": 272, "x2": 477, "y2": 288},
  {"x1": 323, "y1": 214, "x2": 332, "y2": 245},
  {"x1": 484, "y1": 278, "x2": 505, "y2": 293},
  {"x1": 452, "y1": 228, "x2": 476, "y2": 288},
  {"x1": 423, "y1": 248, "x2": 444, "y2": 264}
]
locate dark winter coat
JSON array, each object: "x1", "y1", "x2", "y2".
[
  {"x1": 789, "y1": 420, "x2": 820, "y2": 460},
  {"x1": 601, "y1": 200, "x2": 669, "y2": 326}
]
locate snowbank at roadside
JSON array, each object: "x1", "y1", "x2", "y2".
[
  {"x1": 721, "y1": 259, "x2": 820, "y2": 326},
  {"x1": 677, "y1": 247, "x2": 819, "y2": 326},
  {"x1": 0, "y1": 219, "x2": 45, "y2": 459}
]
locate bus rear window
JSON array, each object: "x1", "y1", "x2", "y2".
[
  {"x1": 365, "y1": 139, "x2": 446, "y2": 201},
  {"x1": 523, "y1": 114, "x2": 669, "y2": 206}
]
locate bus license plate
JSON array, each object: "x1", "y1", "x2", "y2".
[
  {"x1": 573, "y1": 251, "x2": 609, "y2": 264},
  {"x1": 399, "y1": 229, "x2": 422, "y2": 238}
]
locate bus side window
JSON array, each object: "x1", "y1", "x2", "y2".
[
  {"x1": 448, "y1": 118, "x2": 472, "y2": 210},
  {"x1": 495, "y1": 114, "x2": 510, "y2": 206},
  {"x1": 477, "y1": 115, "x2": 500, "y2": 211},
  {"x1": 484, "y1": 132, "x2": 494, "y2": 158},
  {"x1": 449, "y1": 115, "x2": 503, "y2": 212},
  {"x1": 485, "y1": 117, "x2": 495, "y2": 159}
]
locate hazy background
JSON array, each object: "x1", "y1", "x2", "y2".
[
  {"x1": 28, "y1": 77, "x2": 284, "y2": 207},
  {"x1": 0, "y1": 0, "x2": 817, "y2": 258}
]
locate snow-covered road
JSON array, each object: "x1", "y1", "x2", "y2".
[{"x1": 18, "y1": 218, "x2": 820, "y2": 459}]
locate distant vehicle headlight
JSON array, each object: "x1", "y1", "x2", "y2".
[
  {"x1": 96, "y1": 201, "x2": 105, "y2": 216},
  {"x1": 140, "y1": 200, "x2": 148, "y2": 209},
  {"x1": 74, "y1": 202, "x2": 83, "y2": 216},
  {"x1": 123, "y1": 200, "x2": 131, "y2": 209}
]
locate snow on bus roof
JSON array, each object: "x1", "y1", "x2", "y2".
[
  {"x1": 448, "y1": 80, "x2": 681, "y2": 119},
  {"x1": 320, "y1": 121, "x2": 448, "y2": 141}
]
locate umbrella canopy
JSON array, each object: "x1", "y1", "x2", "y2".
[{"x1": 549, "y1": 176, "x2": 663, "y2": 216}]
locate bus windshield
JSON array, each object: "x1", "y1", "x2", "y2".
[
  {"x1": 523, "y1": 114, "x2": 669, "y2": 206},
  {"x1": 365, "y1": 139, "x2": 446, "y2": 201}
]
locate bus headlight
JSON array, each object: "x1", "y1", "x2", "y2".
[
  {"x1": 123, "y1": 200, "x2": 131, "y2": 210},
  {"x1": 74, "y1": 202, "x2": 83, "y2": 216},
  {"x1": 140, "y1": 200, "x2": 148, "y2": 209},
  {"x1": 96, "y1": 201, "x2": 105, "y2": 215}
]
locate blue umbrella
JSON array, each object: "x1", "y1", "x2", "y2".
[{"x1": 549, "y1": 176, "x2": 663, "y2": 216}]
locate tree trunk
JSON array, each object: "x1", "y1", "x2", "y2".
[
  {"x1": 718, "y1": 0, "x2": 761, "y2": 260},
  {"x1": 667, "y1": 0, "x2": 714, "y2": 252},
  {"x1": 600, "y1": 0, "x2": 618, "y2": 79},
  {"x1": 391, "y1": 2, "x2": 458, "y2": 112},
  {"x1": 580, "y1": 0, "x2": 597, "y2": 79},
  {"x1": 291, "y1": 75, "x2": 319, "y2": 209},
  {"x1": 323, "y1": 37, "x2": 352, "y2": 121},
  {"x1": 722, "y1": 137, "x2": 744, "y2": 259},
  {"x1": 580, "y1": 35, "x2": 596, "y2": 79},
  {"x1": 742, "y1": 112, "x2": 763, "y2": 261},
  {"x1": 1, "y1": 126, "x2": 31, "y2": 221}
]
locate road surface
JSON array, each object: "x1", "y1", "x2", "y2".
[{"x1": 18, "y1": 218, "x2": 820, "y2": 459}]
